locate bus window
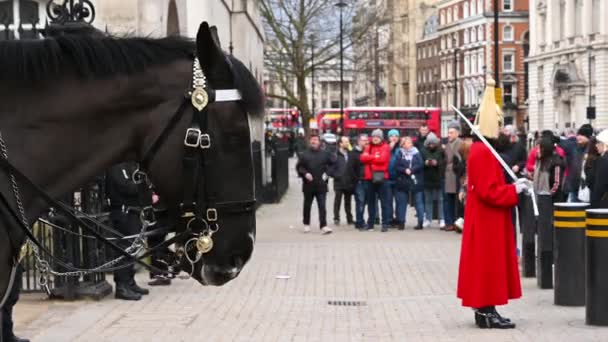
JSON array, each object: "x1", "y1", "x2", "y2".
[{"x1": 379, "y1": 112, "x2": 394, "y2": 119}]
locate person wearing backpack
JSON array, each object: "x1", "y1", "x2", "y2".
[{"x1": 394, "y1": 137, "x2": 425, "y2": 230}]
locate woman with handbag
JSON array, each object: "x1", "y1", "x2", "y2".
[
  {"x1": 395, "y1": 137, "x2": 425, "y2": 230},
  {"x1": 591, "y1": 130, "x2": 608, "y2": 209},
  {"x1": 360, "y1": 129, "x2": 391, "y2": 231}
]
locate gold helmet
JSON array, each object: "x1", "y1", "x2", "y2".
[{"x1": 474, "y1": 78, "x2": 504, "y2": 139}]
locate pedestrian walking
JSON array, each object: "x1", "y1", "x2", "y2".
[
  {"x1": 106, "y1": 162, "x2": 151, "y2": 301},
  {"x1": 360, "y1": 129, "x2": 391, "y2": 231},
  {"x1": 421, "y1": 132, "x2": 445, "y2": 228},
  {"x1": 457, "y1": 79, "x2": 530, "y2": 329},
  {"x1": 296, "y1": 134, "x2": 337, "y2": 234},
  {"x1": 333, "y1": 136, "x2": 356, "y2": 225},
  {"x1": 394, "y1": 137, "x2": 425, "y2": 230},
  {"x1": 591, "y1": 129, "x2": 608, "y2": 209},
  {"x1": 1, "y1": 264, "x2": 29, "y2": 342},
  {"x1": 443, "y1": 121, "x2": 463, "y2": 231},
  {"x1": 351, "y1": 134, "x2": 369, "y2": 230}
]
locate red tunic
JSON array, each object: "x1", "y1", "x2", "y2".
[{"x1": 457, "y1": 141, "x2": 521, "y2": 308}]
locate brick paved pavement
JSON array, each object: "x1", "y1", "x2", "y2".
[{"x1": 12, "y1": 162, "x2": 608, "y2": 341}]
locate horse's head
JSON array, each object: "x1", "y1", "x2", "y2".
[{"x1": 143, "y1": 23, "x2": 263, "y2": 285}]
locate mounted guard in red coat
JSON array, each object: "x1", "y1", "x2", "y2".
[{"x1": 456, "y1": 79, "x2": 532, "y2": 329}]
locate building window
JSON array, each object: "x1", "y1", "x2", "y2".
[
  {"x1": 503, "y1": 0, "x2": 513, "y2": 11},
  {"x1": 470, "y1": 28, "x2": 476, "y2": 43},
  {"x1": 503, "y1": 25, "x2": 514, "y2": 41},
  {"x1": 471, "y1": 0, "x2": 477, "y2": 15},
  {"x1": 464, "y1": 29, "x2": 470, "y2": 44},
  {"x1": 472, "y1": 55, "x2": 477, "y2": 75},
  {"x1": 447, "y1": 8, "x2": 452, "y2": 23},
  {"x1": 503, "y1": 52, "x2": 514, "y2": 72},
  {"x1": 454, "y1": 6, "x2": 459, "y2": 21},
  {"x1": 478, "y1": 26, "x2": 484, "y2": 41},
  {"x1": 478, "y1": 51, "x2": 485, "y2": 74},
  {"x1": 478, "y1": 0, "x2": 483, "y2": 13},
  {"x1": 464, "y1": 55, "x2": 470, "y2": 76},
  {"x1": 440, "y1": 11, "x2": 446, "y2": 26},
  {"x1": 464, "y1": 2, "x2": 469, "y2": 17},
  {"x1": 503, "y1": 84, "x2": 514, "y2": 104}
]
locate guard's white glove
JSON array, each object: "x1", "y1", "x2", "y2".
[{"x1": 515, "y1": 178, "x2": 531, "y2": 194}]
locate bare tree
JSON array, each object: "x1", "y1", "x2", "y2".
[{"x1": 261, "y1": 0, "x2": 382, "y2": 135}]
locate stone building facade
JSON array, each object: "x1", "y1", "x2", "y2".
[
  {"x1": 416, "y1": 14, "x2": 441, "y2": 108},
  {"x1": 437, "y1": 0, "x2": 529, "y2": 129},
  {"x1": 527, "y1": 0, "x2": 608, "y2": 132}
]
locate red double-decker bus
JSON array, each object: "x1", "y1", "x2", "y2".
[
  {"x1": 316, "y1": 109, "x2": 342, "y2": 133},
  {"x1": 267, "y1": 108, "x2": 300, "y2": 130},
  {"x1": 343, "y1": 107, "x2": 441, "y2": 137}
]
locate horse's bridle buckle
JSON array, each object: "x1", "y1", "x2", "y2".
[
  {"x1": 199, "y1": 134, "x2": 211, "y2": 149},
  {"x1": 206, "y1": 208, "x2": 218, "y2": 222},
  {"x1": 184, "y1": 128, "x2": 202, "y2": 148}
]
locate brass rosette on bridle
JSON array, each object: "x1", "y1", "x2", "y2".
[{"x1": 191, "y1": 58, "x2": 209, "y2": 111}]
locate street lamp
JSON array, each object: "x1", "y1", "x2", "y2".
[
  {"x1": 335, "y1": 1, "x2": 347, "y2": 135},
  {"x1": 453, "y1": 37, "x2": 459, "y2": 119},
  {"x1": 310, "y1": 34, "x2": 316, "y2": 116}
]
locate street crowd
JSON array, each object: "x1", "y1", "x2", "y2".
[{"x1": 294, "y1": 122, "x2": 608, "y2": 235}]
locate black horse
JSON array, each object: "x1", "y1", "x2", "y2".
[{"x1": 0, "y1": 22, "x2": 263, "y2": 304}]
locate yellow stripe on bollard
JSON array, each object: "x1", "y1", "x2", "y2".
[
  {"x1": 586, "y1": 218, "x2": 608, "y2": 226},
  {"x1": 555, "y1": 221, "x2": 587, "y2": 228},
  {"x1": 586, "y1": 230, "x2": 608, "y2": 238},
  {"x1": 554, "y1": 211, "x2": 587, "y2": 218}
]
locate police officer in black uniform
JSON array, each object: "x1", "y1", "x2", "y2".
[{"x1": 106, "y1": 162, "x2": 150, "y2": 301}]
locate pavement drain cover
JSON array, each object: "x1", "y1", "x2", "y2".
[{"x1": 327, "y1": 300, "x2": 367, "y2": 307}]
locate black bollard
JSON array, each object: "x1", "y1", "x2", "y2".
[
  {"x1": 536, "y1": 195, "x2": 554, "y2": 289},
  {"x1": 553, "y1": 202, "x2": 588, "y2": 306},
  {"x1": 586, "y1": 209, "x2": 608, "y2": 326},
  {"x1": 519, "y1": 195, "x2": 536, "y2": 277}
]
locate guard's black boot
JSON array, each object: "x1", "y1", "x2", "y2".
[
  {"x1": 129, "y1": 281, "x2": 150, "y2": 295},
  {"x1": 492, "y1": 307, "x2": 512, "y2": 323},
  {"x1": 115, "y1": 285, "x2": 142, "y2": 301},
  {"x1": 475, "y1": 307, "x2": 515, "y2": 329}
]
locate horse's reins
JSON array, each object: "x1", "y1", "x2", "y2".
[{"x1": 0, "y1": 56, "x2": 256, "y2": 285}]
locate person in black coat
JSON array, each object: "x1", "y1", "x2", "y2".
[
  {"x1": 502, "y1": 125, "x2": 527, "y2": 178},
  {"x1": 296, "y1": 135, "x2": 337, "y2": 234},
  {"x1": 591, "y1": 130, "x2": 608, "y2": 209},
  {"x1": 106, "y1": 162, "x2": 151, "y2": 300},
  {"x1": 333, "y1": 136, "x2": 356, "y2": 225}
]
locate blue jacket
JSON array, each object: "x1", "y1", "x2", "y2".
[
  {"x1": 395, "y1": 147, "x2": 424, "y2": 192},
  {"x1": 388, "y1": 144, "x2": 401, "y2": 180}
]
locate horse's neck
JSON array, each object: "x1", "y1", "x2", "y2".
[{"x1": 0, "y1": 78, "x2": 158, "y2": 219}]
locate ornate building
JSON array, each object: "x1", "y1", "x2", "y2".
[
  {"x1": 527, "y1": 0, "x2": 608, "y2": 132},
  {"x1": 387, "y1": 0, "x2": 438, "y2": 106},
  {"x1": 416, "y1": 14, "x2": 441, "y2": 108},
  {"x1": 437, "y1": 0, "x2": 529, "y2": 130}
]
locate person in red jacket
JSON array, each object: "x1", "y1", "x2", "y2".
[
  {"x1": 457, "y1": 79, "x2": 531, "y2": 329},
  {"x1": 360, "y1": 129, "x2": 392, "y2": 231}
]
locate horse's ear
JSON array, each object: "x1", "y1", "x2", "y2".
[
  {"x1": 196, "y1": 22, "x2": 224, "y2": 72},
  {"x1": 210, "y1": 26, "x2": 222, "y2": 49}
]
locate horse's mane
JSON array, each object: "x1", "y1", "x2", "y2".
[
  {"x1": 0, "y1": 34, "x2": 195, "y2": 82},
  {"x1": 0, "y1": 34, "x2": 264, "y2": 115}
]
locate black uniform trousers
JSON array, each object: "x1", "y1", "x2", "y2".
[
  {"x1": 1, "y1": 264, "x2": 22, "y2": 341},
  {"x1": 111, "y1": 210, "x2": 141, "y2": 285},
  {"x1": 303, "y1": 191, "x2": 327, "y2": 228},
  {"x1": 333, "y1": 189, "x2": 353, "y2": 223},
  {"x1": 147, "y1": 211, "x2": 170, "y2": 278}
]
